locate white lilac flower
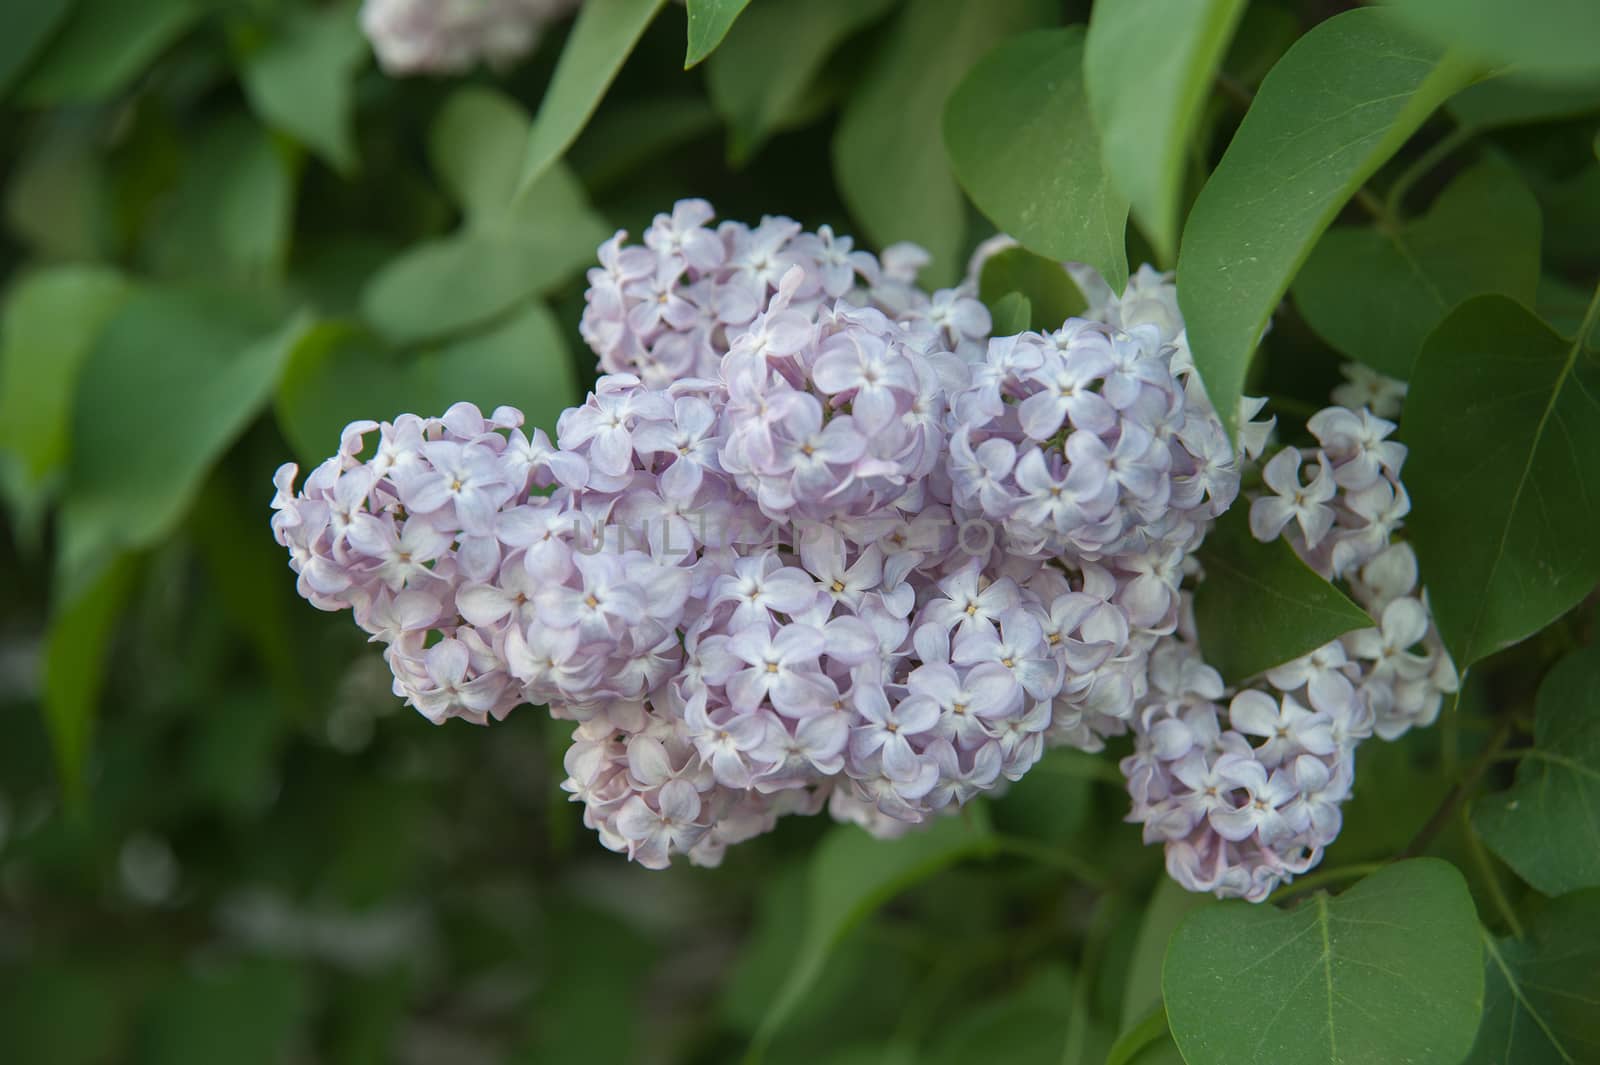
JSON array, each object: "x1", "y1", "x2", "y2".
[{"x1": 361, "y1": 0, "x2": 580, "y2": 76}]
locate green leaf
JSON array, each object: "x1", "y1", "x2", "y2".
[
  {"x1": 57, "y1": 287, "x2": 309, "y2": 593},
  {"x1": 42, "y1": 553, "x2": 138, "y2": 799},
  {"x1": 1465, "y1": 890, "x2": 1600, "y2": 1065},
  {"x1": 569, "y1": 94, "x2": 719, "y2": 190},
  {"x1": 684, "y1": 0, "x2": 751, "y2": 67},
  {"x1": 989, "y1": 292, "x2": 1032, "y2": 337},
  {"x1": 1193, "y1": 505, "x2": 1373, "y2": 685},
  {"x1": 706, "y1": 0, "x2": 896, "y2": 163},
  {"x1": 1106, "y1": 1009, "x2": 1173, "y2": 1065},
  {"x1": 1473, "y1": 645, "x2": 1600, "y2": 896},
  {"x1": 1084, "y1": 0, "x2": 1247, "y2": 263},
  {"x1": 239, "y1": 3, "x2": 367, "y2": 174},
  {"x1": 1448, "y1": 72, "x2": 1600, "y2": 132},
  {"x1": 944, "y1": 27, "x2": 1129, "y2": 290},
  {"x1": 836, "y1": 0, "x2": 1055, "y2": 286},
  {"x1": 1176, "y1": 8, "x2": 1476, "y2": 440},
  {"x1": 516, "y1": 0, "x2": 666, "y2": 194},
  {"x1": 1403, "y1": 294, "x2": 1600, "y2": 666},
  {"x1": 748, "y1": 812, "x2": 994, "y2": 1059},
  {"x1": 1292, "y1": 161, "x2": 1542, "y2": 379},
  {"x1": 924, "y1": 966, "x2": 1074, "y2": 1065},
  {"x1": 1163, "y1": 859, "x2": 1483, "y2": 1065},
  {"x1": 0, "y1": 0, "x2": 74, "y2": 99},
  {"x1": 144, "y1": 116, "x2": 300, "y2": 285},
  {"x1": 367, "y1": 90, "x2": 610, "y2": 344},
  {"x1": 975, "y1": 246, "x2": 1088, "y2": 332},
  {"x1": 275, "y1": 304, "x2": 580, "y2": 464},
  {"x1": 0, "y1": 267, "x2": 130, "y2": 528},
  {"x1": 1539, "y1": 274, "x2": 1600, "y2": 349},
  {"x1": 1389, "y1": 0, "x2": 1600, "y2": 85},
  {"x1": 1119, "y1": 879, "x2": 1212, "y2": 1033},
  {"x1": 360, "y1": 225, "x2": 602, "y2": 345},
  {"x1": 17, "y1": 0, "x2": 201, "y2": 105}
]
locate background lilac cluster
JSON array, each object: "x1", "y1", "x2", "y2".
[
  {"x1": 360, "y1": 0, "x2": 578, "y2": 75},
  {"x1": 272, "y1": 201, "x2": 1454, "y2": 899},
  {"x1": 1122, "y1": 395, "x2": 1458, "y2": 900}
]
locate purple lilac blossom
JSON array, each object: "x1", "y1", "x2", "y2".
[
  {"x1": 1121, "y1": 375, "x2": 1456, "y2": 902},
  {"x1": 274, "y1": 201, "x2": 1452, "y2": 902}
]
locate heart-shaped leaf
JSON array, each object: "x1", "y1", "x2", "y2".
[
  {"x1": 945, "y1": 26, "x2": 1129, "y2": 290},
  {"x1": 1292, "y1": 161, "x2": 1542, "y2": 379},
  {"x1": 1176, "y1": 8, "x2": 1475, "y2": 439},
  {"x1": 1473, "y1": 644, "x2": 1600, "y2": 895},
  {"x1": 1403, "y1": 294, "x2": 1600, "y2": 667},
  {"x1": 1163, "y1": 859, "x2": 1483, "y2": 1065},
  {"x1": 1084, "y1": 0, "x2": 1248, "y2": 263},
  {"x1": 747, "y1": 812, "x2": 993, "y2": 1059},
  {"x1": 517, "y1": 0, "x2": 666, "y2": 194},
  {"x1": 836, "y1": 0, "x2": 1055, "y2": 286},
  {"x1": 1193, "y1": 505, "x2": 1373, "y2": 685},
  {"x1": 975, "y1": 246, "x2": 1088, "y2": 332},
  {"x1": 275, "y1": 303, "x2": 580, "y2": 465},
  {"x1": 683, "y1": 0, "x2": 751, "y2": 67},
  {"x1": 1466, "y1": 889, "x2": 1600, "y2": 1065}
]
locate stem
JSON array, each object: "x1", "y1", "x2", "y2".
[
  {"x1": 1267, "y1": 862, "x2": 1385, "y2": 906},
  {"x1": 987, "y1": 835, "x2": 1112, "y2": 890},
  {"x1": 1397, "y1": 717, "x2": 1515, "y2": 860},
  {"x1": 1061, "y1": 895, "x2": 1121, "y2": 1065},
  {"x1": 1386, "y1": 125, "x2": 1474, "y2": 216},
  {"x1": 1461, "y1": 800, "x2": 1525, "y2": 940}
]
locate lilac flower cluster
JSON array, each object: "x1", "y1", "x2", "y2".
[
  {"x1": 272, "y1": 200, "x2": 1456, "y2": 900},
  {"x1": 274, "y1": 201, "x2": 1252, "y2": 870},
  {"x1": 1121, "y1": 377, "x2": 1457, "y2": 901},
  {"x1": 360, "y1": 0, "x2": 578, "y2": 75},
  {"x1": 581, "y1": 200, "x2": 991, "y2": 388}
]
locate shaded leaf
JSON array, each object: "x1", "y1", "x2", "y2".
[
  {"x1": 0, "y1": 266, "x2": 130, "y2": 527},
  {"x1": 945, "y1": 27, "x2": 1128, "y2": 290},
  {"x1": 361, "y1": 228, "x2": 599, "y2": 345},
  {"x1": 0, "y1": 0, "x2": 75, "y2": 99},
  {"x1": 1176, "y1": 8, "x2": 1475, "y2": 439},
  {"x1": 989, "y1": 292, "x2": 1031, "y2": 337},
  {"x1": 57, "y1": 287, "x2": 309, "y2": 593},
  {"x1": 1084, "y1": 0, "x2": 1247, "y2": 263},
  {"x1": 706, "y1": 0, "x2": 896, "y2": 163},
  {"x1": 144, "y1": 116, "x2": 300, "y2": 285},
  {"x1": 1120, "y1": 879, "x2": 1212, "y2": 1033},
  {"x1": 239, "y1": 2, "x2": 367, "y2": 174},
  {"x1": 1194, "y1": 505, "x2": 1372, "y2": 685},
  {"x1": 1163, "y1": 859, "x2": 1483, "y2": 1065},
  {"x1": 684, "y1": 0, "x2": 751, "y2": 67},
  {"x1": 517, "y1": 0, "x2": 666, "y2": 194},
  {"x1": 924, "y1": 966, "x2": 1074, "y2": 1065},
  {"x1": 1473, "y1": 644, "x2": 1600, "y2": 896},
  {"x1": 975, "y1": 246, "x2": 1087, "y2": 331},
  {"x1": 1403, "y1": 295, "x2": 1600, "y2": 666},
  {"x1": 1466, "y1": 889, "x2": 1600, "y2": 1065},
  {"x1": 748, "y1": 812, "x2": 994, "y2": 1058},
  {"x1": 836, "y1": 0, "x2": 1055, "y2": 286},
  {"x1": 1293, "y1": 161, "x2": 1541, "y2": 378},
  {"x1": 276, "y1": 304, "x2": 580, "y2": 464},
  {"x1": 17, "y1": 0, "x2": 200, "y2": 105},
  {"x1": 42, "y1": 554, "x2": 139, "y2": 799},
  {"x1": 1389, "y1": 0, "x2": 1600, "y2": 85},
  {"x1": 1449, "y1": 73, "x2": 1600, "y2": 131},
  {"x1": 367, "y1": 90, "x2": 609, "y2": 344}
]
